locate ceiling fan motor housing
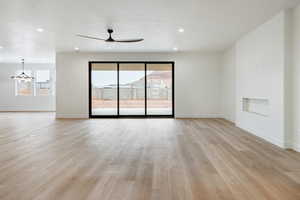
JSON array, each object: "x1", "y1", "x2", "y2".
[{"x1": 106, "y1": 29, "x2": 115, "y2": 42}]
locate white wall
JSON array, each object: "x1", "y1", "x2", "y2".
[
  {"x1": 0, "y1": 63, "x2": 55, "y2": 111},
  {"x1": 292, "y1": 4, "x2": 300, "y2": 152},
  {"x1": 284, "y1": 9, "x2": 293, "y2": 150},
  {"x1": 56, "y1": 52, "x2": 222, "y2": 118},
  {"x1": 220, "y1": 46, "x2": 236, "y2": 123},
  {"x1": 219, "y1": 9, "x2": 300, "y2": 151},
  {"x1": 234, "y1": 12, "x2": 290, "y2": 148}
]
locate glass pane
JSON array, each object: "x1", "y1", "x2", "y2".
[
  {"x1": 146, "y1": 64, "x2": 173, "y2": 115},
  {"x1": 91, "y1": 63, "x2": 118, "y2": 116},
  {"x1": 36, "y1": 70, "x2": 51, "y2": 96},
  {"x1": 119, "y1": 64, "x2": 145, "y2": 115},
  {"x1": 16, "y1": 70, "x2": 33, "y2": 96}
]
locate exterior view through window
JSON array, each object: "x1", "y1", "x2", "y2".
[
  {"x1": 35, "y1": 70, "x2": 52, "y2": 96},
  {"x1": 15, "y1": 70, "x2": 33, "y2": 96},
  {"x1": 147, "y1": 64, "x2": 173, "y2": 115},
  {"x1": 119, "y1": 64, "x2": 145, "y2": 115},
  {"x1": 15, "y1": 69, "x2": 55, "y2": 96},
  {"x1": 91, "y1": 63, "x2": 118, "y2": 116},
  {"x1": 90, "y1": 62, "x2": 174, "y2": 117}
]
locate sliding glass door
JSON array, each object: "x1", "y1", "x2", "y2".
[
  {"x1": 119, "y1": 64, "x2": 145, "y2": 115},
  {"x1": 91, "y1": 63, "x2": 118, "y2": 116},
  {"x1": 89, "y1": 62, "x2": 174, "y2": 118},
  {"x1": 146, "y1": 63, "x2": 173, "y2": 115}
]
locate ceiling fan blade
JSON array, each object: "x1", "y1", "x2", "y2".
[
  {"x1": 76, "y1": 34, "x2": 106, "y2": 41},
  {"x1": 114, "y1": 38, "x2": 144, "y2": 43}
]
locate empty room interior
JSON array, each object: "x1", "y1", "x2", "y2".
[{"x1": 2, "y1": 0, "x2": 300, "y2": 199}]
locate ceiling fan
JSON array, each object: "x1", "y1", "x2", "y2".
[{"x1": 77, "y1": 29, "x2": 144, "y2": 43}]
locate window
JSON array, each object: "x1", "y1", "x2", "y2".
[
  {"x1": 35, "y1": 70, "x2": 52, "y2": 96},
  {"x1": 15, "y1": 69, "x2": 54, "y2": 96},
  {"x1": 15, "y1": 70, "x2": 33, "y2": 96}
]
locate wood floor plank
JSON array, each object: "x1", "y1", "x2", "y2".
[{"x1": 0, "y1": 113, "x2": 300, "y2": 200}]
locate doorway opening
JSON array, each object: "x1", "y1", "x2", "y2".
[{"x1": 89, "y1": 61, "x2": 174, "y2": 118}]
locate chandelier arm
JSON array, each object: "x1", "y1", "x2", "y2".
[
  {"x1": 22, "y1": 59, "x2": 25, "y2": 73},
  {"x1": 10, "y1": 59, "x2": 34, "y2": 81}
]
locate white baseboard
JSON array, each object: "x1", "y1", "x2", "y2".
[
  {"x1": 293, "y1": 144, "x2": 300, "y2": 152},
  {"x1": 175, "y1": 114, "x2": 224, "y2": 119},
  {"x1": 236, "y1": 123, "x2": 286, "y2": 148},
  {"x1": 0, "y1": 110, "x2": 56, "y2": 112},
  {"x1": 56, "y1": 113, "x2": 223, "y2": 119},
  {"x1": 0, "y1": 106, "x2": 55, "y2": 112},
  {"x1": 283, "y1": 141, "x2": 293, "y2": 149},
  {"x1": 222, "y1": 118, "x2": 235, "y2": 124},
  {"x1": 291, "y1": 131, "x2": 300, "y2": 152},
  {"x1": 56, "y1": 113, "x2": 89, "y2": 119},
  {"x1": 222, "y1": 116, "x2": 235, "y2": 123}
]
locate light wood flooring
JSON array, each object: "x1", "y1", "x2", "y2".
[{"x1": 0, "y1": 112, "x2": 300, "y2": 200}]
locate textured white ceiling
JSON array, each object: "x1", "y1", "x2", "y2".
[{"x1": 0, "y1": 0, "x2": 299, "y2": 62}]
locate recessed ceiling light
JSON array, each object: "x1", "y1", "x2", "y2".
[
  {"x1": 74, "y1": 47, "x2": 80, "y2": 51},
  {"x1": 0, "y1": 46, "x2": 3, "y2": 49},
  {"x1": 36, "y1": 28, "x2": 44, "y2": 32},
  {"x1": 173, "y1": 47, "x2": 178, "y2": 51},
  {"x1": 178, "y1": 28, "x2": 184, "y2": 33}
]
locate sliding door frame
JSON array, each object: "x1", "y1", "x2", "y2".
[{"x1": 89, "y1": 61, "x2": 175, "y2": 118}]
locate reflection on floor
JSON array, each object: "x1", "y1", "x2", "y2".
[
  {"x1": 1, "y1": 112, "x2": 300, "y2": 200},
  {"x1": 92, "y1": 108, "x2": 172, "y2": 115}
]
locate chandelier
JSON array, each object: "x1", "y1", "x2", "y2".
[{"x1": 11, "y1": 59, "x2": 34, "y2": 81}]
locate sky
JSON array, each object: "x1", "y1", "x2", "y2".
[{"x1": 92, "y1": 71, "x2": 145, "y2": 87}]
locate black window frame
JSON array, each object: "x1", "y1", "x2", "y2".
[{"x1": 89, "y1": 61, "x2": 175, "y2": 118}]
